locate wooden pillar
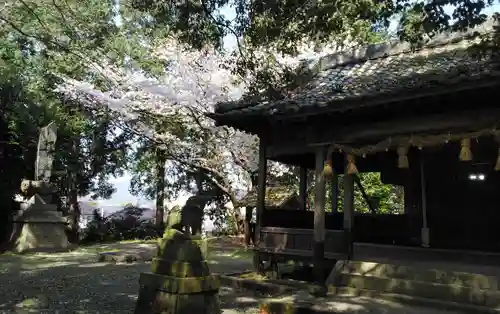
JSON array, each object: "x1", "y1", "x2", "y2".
[
  {"x1": 404, "y1": 155, "x2": 422, "y2": 246},
  {"x1": 299, "y1": 166, "x2": 308, "y2": 210},
  {"x1": 420, "y1": 152, "x2": 430, "y2": 248},
  {"x1": 343, "y1": 155, "x2": 355, "y2": 260},
  {"x1": 313, "y1": 148, "x2": 326, "y2": 283},
  {"x1": 253, "y1": 139, "x2": 267, "y2": 272}
]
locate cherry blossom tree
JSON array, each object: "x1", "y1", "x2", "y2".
[{"x1": 57, "y1": 37, "x2": 293, "y2": 232}]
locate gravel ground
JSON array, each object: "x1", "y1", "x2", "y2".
[
  {"x1": 0, "y1": 244, "x2": 257, "y2": 314},
  {"x1": 0, "y1": 242, "x2": 467, "y2": 314}
]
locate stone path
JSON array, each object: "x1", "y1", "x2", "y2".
[{"x1": 0, "y1": 241, "x2": 468, "y2": 314}]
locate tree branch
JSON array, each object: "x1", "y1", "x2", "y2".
[{"x1": 200, "y1": 0, "x2": 246, "y2": 61}]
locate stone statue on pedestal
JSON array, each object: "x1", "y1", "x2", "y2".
[
  {"x1": 9, "y1": 122, "x2": 70, "y2": 253},
  {"x1": 134, "y1": 206, "x2": 220, "y2": 314}
]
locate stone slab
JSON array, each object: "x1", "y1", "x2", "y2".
[
  {"x1": 97, "y1": 250, "x2": 156, "y2": 263},
  {"x1": 327, "y1": 259, "x2": 500, "y2": 313},
  {"x1": 260, "y1": 301, "x2": 336, "y2": 314},
  {"x1": 14, "y1": 212, "x2": 66, "y2": 223},
  {"x1": 219, "y1": 274, "x2": 297, "y2": 295},
  {"x1": 17, "y1": 202, "x2": 58, "y2": 213},
  {"x1": 338, "y1": 272, "x2": 500, "y2": 308},
  {"x1": 330, "y1": 287, "x2": 500, "y2": 314}
]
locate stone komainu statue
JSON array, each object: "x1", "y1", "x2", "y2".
[{"x1": 179, "y1": 192, "x2": 215, "y2": 236}]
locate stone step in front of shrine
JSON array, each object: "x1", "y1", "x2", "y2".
[{"x1": 326, "y1": 260, "x2": 500, "y2": 313}]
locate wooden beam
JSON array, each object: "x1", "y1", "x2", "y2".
[
  {"x1": 312, "y1": 108, "x2": 500, "y2": 146},
  {"x1": 254, "y1": 139, "x2": 268, "y2": 272},
  {"x1": 265, "y1": 108, "x2": 500, "y2": 163},
  {"x1": 266, "y1": 143, "x2": 315, "y2": 159},
  {"x1": 313, "y1": 148, "x2": 326, "y2": 283},
  {"x1": 343, "y1": 155, "x2": 355, "y2": 260},
  {"x1": 299, "y1": 167, "x2": 308, "y2": 210}
]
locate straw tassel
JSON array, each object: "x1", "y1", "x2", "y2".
[
  {"x1": 459, "y1": 138, "x2": 473, "y2": 161},
  {"x1": 495, "y1": 148, "x2": 500, "y2": 171},
  {"x1": 397, "y1": 145, "x2": 410, "y2": 169},
  {"x1": 322, "y1": 159, "x2": 333, "y2": 178},
  {"x1": 346, "y1": 154, "x2": 358, "y2": 174},
  {"x1": 260, "y1": 303, "x2": 269, "y2": 314}
]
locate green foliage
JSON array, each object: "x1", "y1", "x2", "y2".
[
  {"x1": 309, "y1": 173, "x2": 404, "y2": 214},
  {"x1": 0, "y1": 0, "x2": 141, "y2": 244}
]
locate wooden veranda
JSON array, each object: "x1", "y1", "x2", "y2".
[{"x1": 209, "y1": 20, "x2": 500, "y2": 283}]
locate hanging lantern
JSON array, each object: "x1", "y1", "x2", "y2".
[
  {"x1": 459, "y1": 138, "x2": 473, "y2": 161},
  {"x1": 397, "y1": 145, "x2": 410, "y2": 169},
  {"x1": 346, "y1": 154, "x2": 358, "y2": 174},
  {"x1": 323, "y1": 158, "x2": 333, "y2": 178}
]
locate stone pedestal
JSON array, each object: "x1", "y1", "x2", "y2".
[
  {"x1": 134, "y1": 228, "x2": 220, "y2": 314},
  {"x1": 12, "y1": 181, "x2": 69, "y2": 253}
]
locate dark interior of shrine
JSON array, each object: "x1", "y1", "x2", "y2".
[{"x1": 262, "y1": 135, "x2": 500, "y2": 252}]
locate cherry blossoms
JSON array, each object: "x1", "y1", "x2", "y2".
[
  {"x1": 56, "y1": 37, "x2": 260, "y2": 197},
  {"x1": 55, "y1": 36, "x2": 329, "y2": 202}
]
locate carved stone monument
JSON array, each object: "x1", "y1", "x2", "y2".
[
  {"x1": 10, "y1": 122, "x2": 70, "y2": 253},
  {"x1": 134, "y1": 206, "x2": 220, "y2": 314}
]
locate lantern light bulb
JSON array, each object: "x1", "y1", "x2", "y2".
[{"x1": 469, "y1": 173, "x2": 486, "y2": 181}]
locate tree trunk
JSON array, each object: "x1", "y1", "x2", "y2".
[
  {"x1": 232, "y1": 207, "x2": 243, "y2": 235},
  {"x1": 226, "y1": 192, "x2": 243, "y2": 235},
  {"x1": 155, "y1": 147, "x2": 166, "y2": 230},
  {"x1": 68, "y1": 138, "x2": 80, "y2": 243},
  {"x1": 243, "y1": 206, "x2": 253, "y2": 246},
  {"x1": 68, "y1": 189, "x2": 80, "y2": 243}
]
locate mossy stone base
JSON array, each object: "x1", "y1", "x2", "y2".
[
  {"x1": 151, "y1": 258, "x2": 210, "y2": 277},
  {"x1": 134, "y1": 228, "x2": 219, "y2": 314},
  {"x1": 139, "y1": 272, "x2": 220, "y2": 294},
  {"x1": 152, "y1": 290, "x2": 220, "y2": 314}
]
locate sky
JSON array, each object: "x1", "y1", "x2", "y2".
[{"x1": 84, "y1": 1, "x2": 500, "y2": 208}]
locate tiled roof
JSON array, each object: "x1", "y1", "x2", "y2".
[{"x1": 214, "y1": 20, "x2": 500, "y2": 119}]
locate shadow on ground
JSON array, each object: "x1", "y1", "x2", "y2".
[
  {"x1": 0, "y1": 242, "x2": 456, "y2": 314},
  {"x1": 0, "y1": 244, "x2": 255, "y2": 314}
]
